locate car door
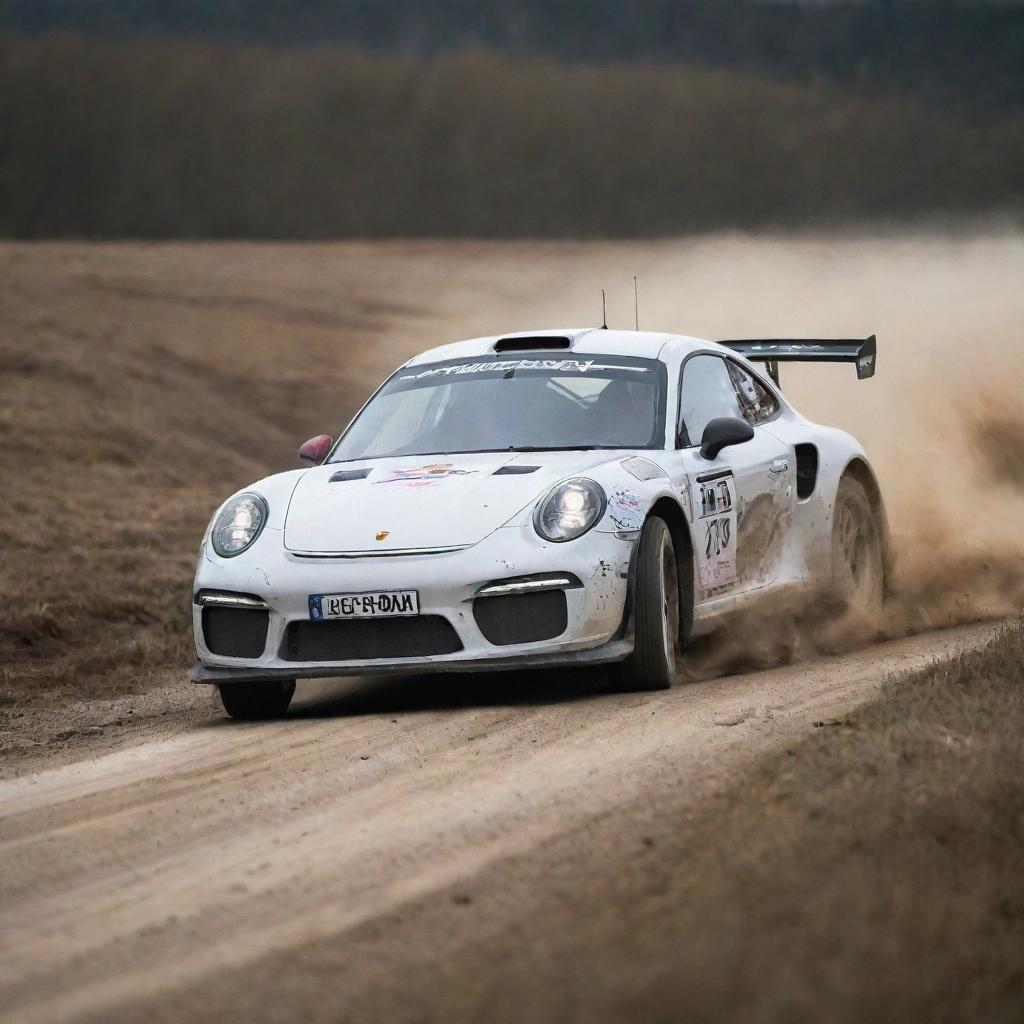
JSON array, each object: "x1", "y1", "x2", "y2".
[{"x1": 668, "y1": 353, "x2": 795, "y2": 600}]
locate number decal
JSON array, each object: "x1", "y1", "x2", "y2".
[
  {"x1": 704, "y1": 516, "x2": 732, "y2": 559},
  {"x1": 692, "y1": 472, "x2": 738, "y2": 591}
]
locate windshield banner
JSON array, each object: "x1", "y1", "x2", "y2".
[{"x1": 399, "y1": 358, "x2": 652, "y2": 381}]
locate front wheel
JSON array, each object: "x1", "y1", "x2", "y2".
[
  {"x1": 611, "y1": 516, "x2": 683, "y2": 692},
  {"x1": 218, "y1": 680, "x2": 295, "y2": 720}
]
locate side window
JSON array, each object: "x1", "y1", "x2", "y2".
[
  {"x1": 678, "y1": 355, "x2": 743, "y2": 446},
  {"x1": 727, "y1": 361, "x2": 779, "y2": 425}
]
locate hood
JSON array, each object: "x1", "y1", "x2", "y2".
[{"x1": 283, "y1": 451, "x2": 623, "y2": 553}]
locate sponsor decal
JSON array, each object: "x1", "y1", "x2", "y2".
[
  {"x1": 608, "y1": 489, "x2": 644, "y2": 532},
  {"x1": 692, "y1": 472, "x2": 738, "y2": 590},
  {"x1": 399, "y1": 359, "x2": 651, "y2": 381},
  {"x1": 372, "y1": 464, "x2": 478, "y2": 488}
]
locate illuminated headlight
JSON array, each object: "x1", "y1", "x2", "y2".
[
  {"x1": 210, "y1": 493, "x2": 268, "y2": 558},
  {"x1": 534, "y1": 478, "x2": 606, "y2": 543}
]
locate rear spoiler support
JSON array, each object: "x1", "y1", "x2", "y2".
[{"x1": 717, "y1": 335, "x2": 876, "y2": 387}]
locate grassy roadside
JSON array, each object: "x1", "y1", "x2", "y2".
[
  {"x1": 514, "y1": 621, "x2": 1024, "y2": 1021},
  {"x1": 0, "y1": 243, "x2": 392, "y2": 710},
  {"x1": 620, "y1": 618, "x2": 1024, "y2": 1022}
]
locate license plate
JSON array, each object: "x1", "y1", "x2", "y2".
[{"x1": 308, "y1": 590, "x2": 419, "y2": 620}]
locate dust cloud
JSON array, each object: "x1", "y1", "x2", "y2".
[{"x1": 408, "y1": 227, "x2": 1024, "y2": 661}]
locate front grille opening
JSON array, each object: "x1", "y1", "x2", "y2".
[
  {"x1": 282, "y1": 616, "x2": 463, "y2": 662},
  {"x1": 202, "y1": 607, "x2": 269, "y2": 658},
  {"x1": 473, "y1": 590, "x2": 568, "y2": 646}
]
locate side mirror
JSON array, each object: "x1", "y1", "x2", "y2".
[
  {"x1": 699, "y1": 417, "x2": 753, "y2": 460},
  {"x1": 298, "y1": 434, "x2": 333, "y2": 465}
]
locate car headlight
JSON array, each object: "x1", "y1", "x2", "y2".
[
  {"x1": 534, "y1": 478, "x2": 607, "y2": 543},
  {"x1": 210, "y1": 493, "x2": 268, "y2": 558}
]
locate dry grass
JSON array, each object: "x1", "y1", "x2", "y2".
[{"x1": 0, "y1": 244, "x2": 391, "y2": 704}]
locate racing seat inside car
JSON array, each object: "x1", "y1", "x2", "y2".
[{"x1": 589, "y1": 379, "x2": 655, "y2": 447}]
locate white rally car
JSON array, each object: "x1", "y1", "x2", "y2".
[{"x1": 191, "y1": 329, "x2": 886, "y2": 718}]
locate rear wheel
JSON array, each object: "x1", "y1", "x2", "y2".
[
  {"x1": 831, "y1": 477, "x2": 884, "y2": 616},
  {"x1": 612, "y1": 516, "x2": 683, "y2": 692},
  {"x1": 218, "y1": 680, "x2": 295, "y2": 720}
]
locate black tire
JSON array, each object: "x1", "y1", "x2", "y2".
[
  {"x1": 611, "y1": 516, "x2": 683, "y2": 692},
  {"x1": 830, "y1": 477, "x2": 884, "y2": 616},
  {"x1": 218, "y1": 680, "x2": 295, "y2": 720}
]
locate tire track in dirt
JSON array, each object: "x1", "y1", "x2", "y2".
[{"x1": 0, "y1": 621, "x2": 1000, "y2": 1024}]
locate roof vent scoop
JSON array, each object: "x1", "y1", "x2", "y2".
[{"x1": 494, "y1": 335, "x2": 572, "y2": 353}]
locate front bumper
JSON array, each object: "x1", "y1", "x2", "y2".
[
  {"x1": 191, "y1": 523, "x2": 634, "y2": 682},
  {"x1": 189, "y1": 637, "x2": 633, "y2": 683}
]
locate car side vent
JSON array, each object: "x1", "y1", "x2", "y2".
[
  {"x1": 621, "y1": 457, "x2": 666, "y2": 482},
  {"x1": 795, "y1": 444, "x2": 818, "y2": 499},
  {"x1": 493, "y1": 465, "x2": 541, "y2": 475},
  {"x1": 329, "y1": 468, "x2": 372, "y2": 482},
  {"x1": 493, "y1": 335, "x2": 572, "y2": 352}
]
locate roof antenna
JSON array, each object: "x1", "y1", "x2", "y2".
[
  {"x1": 633, "y1": 276, "x2": 639, "y2": 331},
  {"x1": 601, "y1": 289, "x2": 608, "y2": 329}
]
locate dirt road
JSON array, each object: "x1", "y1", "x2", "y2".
[{"x1": 0, "y1": 621, "x2": 999, "y2": 1024}]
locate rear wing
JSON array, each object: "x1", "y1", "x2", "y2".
[{"x1": 717, "y1": 335, "x2": 876, "y2": 387}]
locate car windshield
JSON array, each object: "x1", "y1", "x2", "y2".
[{"x1": 329, "y1": 354, "x2": 667, "y2": 462}]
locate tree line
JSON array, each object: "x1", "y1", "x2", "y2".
[
  {"x1": 3, "y1": 0, "x2": 1023, "y2": 107},
  {"x1": 2, "y1": 33, "x2": 1021, "y2": 239}
]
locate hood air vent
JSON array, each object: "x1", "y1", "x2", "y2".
[
  {"x1": 494, "y1": 465, "x2": 540, "y2": 476},
  {"x1": 494, "y1": 335, "x2": 572, "y2": 353},
  {"x1": 329, "y1": 468, "x2": 372, "y2": 482}
]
